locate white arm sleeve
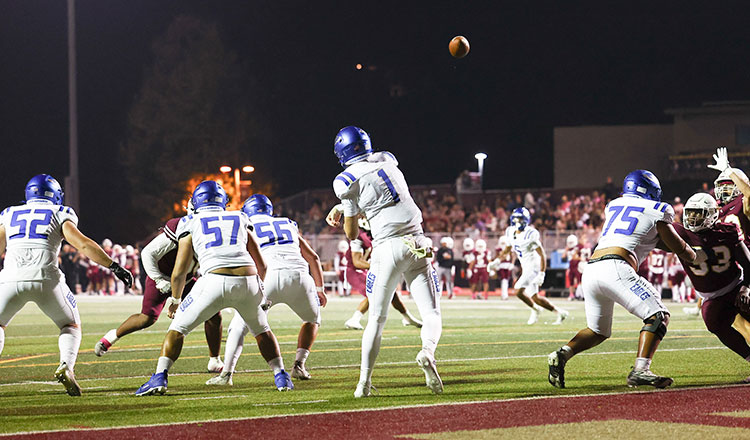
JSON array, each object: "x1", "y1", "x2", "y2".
[{"x1": 141, "y1": 232, "x2": 175, "y2": 281}]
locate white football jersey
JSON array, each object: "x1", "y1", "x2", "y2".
[
  {"x1": 333, "y1": 152, "x2": 423, "y2": 244},
  {"x1": 176, "y1": 207, "x2": 254, "y2": 274},
  {"x1": 247, "y1": 214, "x2": 308, "y2": 272},
  {"x1": 0, "y1": 200, "x2": 78, "y2": 282},
  {"x1": 595, "y1": 195, "x2": 674, "y2": 266},
  {"x1": 505, "y1": 225, "x2": 543, "y2": 270}
]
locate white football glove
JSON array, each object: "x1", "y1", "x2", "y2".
[
  {"x1": 533, "y1": 272, "x2": 546, "y2": 286},
  {"x1": 708, "y1": 146, "x2": 730, "y2": 172},
  {"x1": 155, "y1": 278, "x2": 171, "y2": 294}
]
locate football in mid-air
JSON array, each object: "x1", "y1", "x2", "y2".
[{"x1": 449, "y1": 36, "x2": 470, "y2": 58}]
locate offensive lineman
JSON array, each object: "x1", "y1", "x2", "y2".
[
  {"x1": 136, "y1": 181, "x2": 292, "y2": 396},
  {"x1": 547, "y1": 170, "x2": 705, "y2": 389},
  {"x1": 207, "y1": 194, "x2": 327, "y2": 385},
  {"x1": 498, "y1": 207, "x2": 568, "y2": 325},
  {"x1": 327, "y1": 126, "x2": 443, "y2": 397},
  {"x1": 94, "y1": 202, "x2": 224, "y2": 373},
  {"x1": 0, "y1": 174, "x2": 133, "y2": 396}
]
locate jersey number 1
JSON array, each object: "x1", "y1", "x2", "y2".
[{"x1": 377, "y1": 169, "x2": 401, "y2": 203}]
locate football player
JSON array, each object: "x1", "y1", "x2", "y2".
[
  {"x1": 334, "y1": 240, "x2": 350, "y2": 296},
  {"x1": 489, "y1": 236, "x2": 514, "y2": 300},
  {"x1": 435, "y1": 237, "x2": 455, "y2": 298},
  {"x1": 646, "y1": 248, "x2": 667, "y2": 297},
  {"x1": 0, "y1": 175, "x2": 133, "y2": 396},
  {"x1": 674, "y1": 193, "x2": 750, "y2": 380},
  {"x1": 207, "y1": 195, "x2": 327, "y2": 385},
  {"x1": 339, "y1": 217, "x2": 422, "y2": 330},
  {"x1": 136, "y1": 181, "x2": 291, "y2": 396},
  {"x1": 327, "y1": 126, "x2": 443, "y2": 397},
  {"x1": 563, "y1": 234, "x2": 584, "y2": 301},
  {"x1": 94, "y1": 200, "x2": 224, "y2": 374},
  {"x1": 499, "y1": 207, "x2": 569, "y2": 325},
  {"x1": 547, "y1": 170, "x2": 705, "y2": 389},
  {"x1": 469, "y1": 239, "x2": 491, "y2": 300}
]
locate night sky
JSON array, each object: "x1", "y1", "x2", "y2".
[{"x1": 2, "y1": 1, "x2": 750, "y2": 242}]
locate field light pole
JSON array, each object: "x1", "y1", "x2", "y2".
[
  {"x1": 475, "y1": 153, "x2": 487, "y2": 190},
  {"x1": 220, "y1": 165, "x2": 255, "y2": 201},
  {"x1": 66, "y1": 0, "x2": 79, "y2": 212}
]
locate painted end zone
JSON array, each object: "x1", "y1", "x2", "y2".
[{"x1": 13, "y1": 386, "x2": 750, "y2": 439}]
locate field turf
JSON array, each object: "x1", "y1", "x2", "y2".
[{"x1": 1, "y1": 293, "x2": 748, "y2": 436}]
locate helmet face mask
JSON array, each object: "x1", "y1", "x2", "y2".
[
  {"x1": 242, "y1": 194, "x2": 273, "y2": 217},
  {"x1": 714, "y1": 168, "x2": 748, "y2": 205},
  {"x1": 684, "y1": 192, "x2": 718, "y2": 232},
  {"x1": 333, "y1": 126, "x2": 372, "y2": 166}
]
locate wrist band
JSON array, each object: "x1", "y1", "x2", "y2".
[{"x1": 316, "y1": 286, "x2": 325, "y2": 293}]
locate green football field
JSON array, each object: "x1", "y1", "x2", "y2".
[{"x1": 0, "y1": 294, "x2": 746, "y2": 435}]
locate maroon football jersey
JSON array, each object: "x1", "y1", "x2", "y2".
[
  {"x1": 673, "y1": 222, "x2": 743, "y2": 298},
  {"x1": 472, "y1": 250, "x2": 491, "y2": 268},
  {"x1": 718, "y1": 195, "x2": 750, "y2": 246}
]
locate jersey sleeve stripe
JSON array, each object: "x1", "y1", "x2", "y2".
[
  {"x1": 335, "y1": 176, "x2": 352, "y2": 187},
  {"x1": 660, "y1": 204, "x2": 668, "y2": 213},
  {"x1": 341, "y1": 171, "x2": 356, "y2": 182}
]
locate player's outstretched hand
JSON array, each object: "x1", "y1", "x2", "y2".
[
  {"x1": 708, "y1": 146, "x2": 730, "y2": 172},
  {"x1": 110, "y1": 261, "x2": 133, "y2": 288},
  {"x1": 326, "y1": 204, "x2": 344, "y2": 228}
]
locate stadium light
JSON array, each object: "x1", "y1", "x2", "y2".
[
  {"x1": 219, "y1": 165, "x2": 254, "y2": 202},
  {"x1": 219, "y1": 165, "x2": 232, "y2": 173},
  {"x1": 475, "y1": 153, "x2": 487, "y2": 190}
]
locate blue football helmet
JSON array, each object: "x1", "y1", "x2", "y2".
[
  {"x1": 510, "y1": 207, "x2": 531, "y2": 230},
  {"x1": 190, "y1": 181, "x2": 228, "y2": 210},
  {"x1": 333, "y1": 126, "x2": 372, "y2": 166},
  {"x1": 242, "y1": 194, "x2": 273, "y2": 217},
  {"x1": 25, "y1": 174, "x2": 64, "y2": 205},
  {"x1": 622, "y1": 170, "x2": 661, "y2": 201}
]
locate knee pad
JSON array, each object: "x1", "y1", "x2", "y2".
[{"x1": 641, "y1": 311, "x2": 668, "y2": 341}]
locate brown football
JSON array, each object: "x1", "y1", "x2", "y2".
[{"x1": 449, "y1": 36, "x2": 470, "y2": 59}]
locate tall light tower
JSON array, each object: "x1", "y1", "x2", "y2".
[
  {"x1": 475, "y1": 152, "x2": 487, "y2": 190},
  {"x1": 65, "y1": 0, "x2": 79, "y2": 211}
]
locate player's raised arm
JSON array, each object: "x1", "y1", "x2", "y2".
[
  {"x1": 299, "y1": 236, "x2": 327, "y2": 307},
  {"x1": 62, "y1": 222, "x2": 133, "y2": 287}
]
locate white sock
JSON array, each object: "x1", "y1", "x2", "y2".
[
  {"x1": 420, "y1": 311, "x2": 442, "y2": 358},
  {"x1": 267, "y1": 356, "x2": 284, "y2": 375},
  {"x1": 104, "y1": 328, "x2": 119, "y2": 345},
  {"x1": 634, "y1": 357, "x2": 651, "y2": 372},
  {"x1": 58, "y1": 326, "x2": 81, "y2": 369},
  {"x1": 223, "y1": 326, "x2": 246, "y2": 374},
  {"x1": 296, "y1": 348, "x2": 310, "y2": 365},
  {"x1": 560, "y1": 345, "x2": 573, "y2": 361},
  {"x1": 501, "y1": 279, "x2": 509, "y2": 298},
  {"x1": 533, "y1": 304, "x2": 542, "y2": 312},
  {"x1": 156, "y1": 356, "x2": 174, "y2": 374},
  {"x1": 0, "y1": 326, "x2": 5, "y2": 356},
  {"x1": 351, "y1": 310, "x2": 364, "y2": 321},
  {"x1": 209, "y1": 356, "x2": 222, "y2": 363}
]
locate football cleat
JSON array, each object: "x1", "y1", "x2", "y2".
[
  {"x1": 94, "y1": 338, "x2": 112, "y2": 357},
  {"x1": 344, "y1": 318, "x2": 364, "y2": 330},
  {"x1": 626, "y1": 368, "x2": 673, "y2": 389},
  {"x1": 274, "y1": 370, "x2": 294, "y2": 391},
  {"x1": 206, "y1": 371, "x2": 233, "y2": 386},
  {"x1": 527, "y1": 308, "x2": 540, "y2": 325},
  {"x1": 552, "y1": 309, "x2": 569, "y2": 325},
  {"x1": 416, "y1": 350, "x2": 443, "y2": 394},
  {"x1": 402, "y1": 317, "x2": 423, "y2": 328},
  {"x1": 207, "y1": 357, "x2": 224, "y2": 373},
  {"x1": 291, "y1": 361, "x2": 312, "y2": 380},
  {"x1": 354, "y1": 380, "x2": 375, "y2": 398},
  {"x1": 135, "y1": 371, "x2": 168, "y2": 396},
  {"x1": 54, "y1": 362, "x2": 82, "y2": 396},
  {"x1": 548, "y1": 349, "x2": 567, "y2": 388}
]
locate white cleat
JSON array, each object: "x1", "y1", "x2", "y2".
[
  {"x1": 345, "y1": 318, "x2": 364, "y2": 330},
  {"x1": 207, "y1": 357, "x2": 224, "y2": 373},
  {"x1": 552, "y1": 309, "x2": 569, "y2": 325},
  {"x1": 54, "y1": 362, "x2": 82, "y2": 396},
  {"x1": 354, "y1": 380, "x2": 374, "y2": 398},
  {"x1": 402, "y1": 317, "x2": 423, "y2": 328},
  {"x1": 527, "y1": 308, "x2": 540, "y2": 325},
  {"x1": 206, "y1": 371, "x2": 233, "y2": 386},
  {"x1": 416, "y1": 350, "x2": 443, "y2": 394},
  {"x1": 291, "y1": 361, "x2": 312, "y2": 380}
]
